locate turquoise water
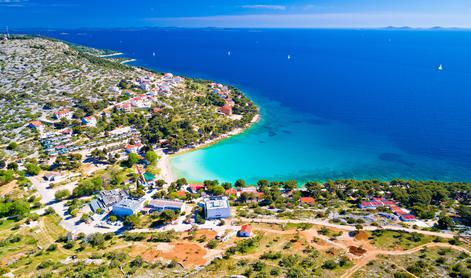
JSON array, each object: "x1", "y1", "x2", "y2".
[
  {"x1": 170, "y1": 95, "x2": 471, "y2": 184},
  {"x1": 40, "y1": 29, "x2": 471, "y2": 184}
]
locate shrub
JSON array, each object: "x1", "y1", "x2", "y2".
[
  {"x1": 55, "y1": 189, "x2": 70, "y2": 200},
  {"x1": 46, "y1": 244, "x2": 57, "y2": 251},
  {"x1": 322, "y1": 260, "x2": 337, "y2": 270}
]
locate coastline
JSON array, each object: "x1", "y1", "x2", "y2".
[
  {"x1": 98, "y1": 52, "x2": 123, "y2": 58},
  {"x1": 158, "y1": 113, "x2": 260, "y2": 183},
  {"x1": 120, "y1": 58, "x2": 136, "y2": 64}
]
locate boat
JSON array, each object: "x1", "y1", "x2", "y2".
[
  {"x1": 438, "y1": 64, "x2": 443, "y2": 71},
  {"x1": 227, "y1": 51, "x2": 231, "y2": 56},
  {"x1": 152, "y1": 52, "x2": 156, "y2": 57},
  {"x1": 287, "y1": 54, "x2": 291, "y2": 60}
]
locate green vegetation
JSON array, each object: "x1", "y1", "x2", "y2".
[
  {"x1": 353, "y1": 247, "x2": 471, "y2": 278},
  {"x1": 369, "y1": 230, "x2": 433, "y2": 250}
]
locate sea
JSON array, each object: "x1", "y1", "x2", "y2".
[{"x1": 36, "y1": 28, "x2": 471, "y2": 183}]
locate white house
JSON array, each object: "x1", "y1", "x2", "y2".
[
  {"x1": 82, "y1": 116, "x2": 97, "y2": 127},
  {"x1": 53, "y1": 109, "x2": 72, "y2": 120},
  {"x1": 148, "y1": 199, "x2": 186, "y2": 213},
  {"x1": 238, "y1": 224, "x2": 252, "y2": 237},
  {"x1": 28, "y1": 121, "x2": 43, "y2": 132},
  {"x1": 125, "y1": 143, "x2": 143, "y2": 153},
  {"x1": 202, "y1": 197, "x2": 231, "y2": 220},
  {"x1": 112, "y1": 197, "x2": 145, "y2": 217}
]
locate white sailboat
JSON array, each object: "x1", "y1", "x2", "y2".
[
  {"x1": 227, "y1": 51, "x2": 231, "y2": 56},
  {"x1": 152, "y1": 52, "x2": 156, "y2": 57},
  {"x1": 438, "y1": 64, "x2": 443, "y2": 71},
  {"x1": 287, "y1": 54, "x2": 291, "y2": 60}
]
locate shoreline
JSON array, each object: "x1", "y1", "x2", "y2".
[
  {"x1": 157, "y1": 113, "x2": 260, "y2": 183},
  {"x1": 98, "y1": 52, "x2": 123, "y2": 58},
  {"x1": 120, "y1": 58, "x2": 136, "y2": 64}
]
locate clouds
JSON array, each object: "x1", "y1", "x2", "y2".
[
  {"x1": 241, "y1": 4, "x2": 286, "y2": 11},
  {"x1": 146, "y1": 12, "x2": 471, "y2": 28},
  {"x1": 0, "y1": 0, "x2": 28, "y2": 7},
  {"x1": 0, "y1": 0, "x2": 28, "y2": 3}
]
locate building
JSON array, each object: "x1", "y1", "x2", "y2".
[
  {"x1": 43, "y1": 173, "x2": 57, "y2": 182},
  {"x1": 112, "y1": 197, "x2": 145, "y2": 216},
  {"x1": 82, "y1": 116, "x2": 97, "y2": 127},
  {"x1": 220, "y1": 103, "x2": 233, "y2": 116},
  {"x1": 359, "y1": 198, "x2": 397, "y2": 209},
  {"x1": 225, "y1": 188, "x2": 238, "y2": 196},
  {"x1": 53, "y1": 109, "x2": 72, "y2": 120},
  {"x1": 378, "y1": 212, "x2": 398, "y2": 220},
  {"x1": 90, "y1": 189, "x2": 128, "y2": 213},
  {"x1": 238, "y1": 224, "x2": 252, "y2": 237},
  {"x1": 400, "y1": 214, "x2": 416, "y2": 222},
  {"x1": 299, "y1": 197, "x2": 315, "y2": 205},
  {"x1": 176, "y1": 190, "x2": 187, "y2": 198},
  {"x1": 148, "y1": 199, "x2": 185, "y2": 213},
  {"x1": 202, "y1": 196, "x2": 231, "y2": 220},
  {"x1": 115, "y1": 102, "x2": 132, "y2": 112},
  {"x1": 28, "y1": 121, "x2": 43, "y2": 132},
  {"x1": 359, "y1": 201, "x2": 384, "y2": 209},
  {"x1": 390, "y1": 205, "x2": 406, "y2": 216},
  {"x1": 109, "y1": 86, "x2": 120, "y2": 93},
  {"x1": 189, "y1": 184, "x2": 205, "y2": 193},
  {"x1": 125, "y1": 143, "x2": 143, "y2": 153}
]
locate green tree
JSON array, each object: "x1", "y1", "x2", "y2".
[
  {"x1": 124, "y1": 214, "x2": 141, "y2": 228},
  {"x1": 7, "y1": 142, "x2": 18, "y2": 150},
  {"x1": 88, "y1": 233, "x2": 105, "y2": 247},
  {"x1": 55, "y1": 189, "x2": 70, "y2": 200},
  {"x1": 283, "y1": 180, "x2": 298, "y2": 191},
  {"x1": 145, "y1": 150, "x2": 159, "y2": 164},
  {"x1": 25, "y1": 163, "x2": 41, "y2": 176},
  {"x1": 7, "y1": 162, "x2": 18, "y2": 171},
  {"x1": 211, "y1": 185, "x2": 225, "y2": 196},
  {"x1": 158, "y1": 209, "x2": 177, "y2": 224},
  {"x1": 127, "y1": 153, "x2": 139, "y2": 167},
  {"x1": 437, "y1": 212, "x2": 454, "y2": 230},
  {"x1": 234, "y1": 179, "x2": 246, "y2": 188}
]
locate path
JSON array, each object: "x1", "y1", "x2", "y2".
[
  {"x1": 340, "y1": 242, "x2": 470, "y2": 278},
  {"x1": 241, "y1": 217, "x2": 455, "y2": 239},
  {"x1": 244, "y1": 220, "x2": 466, "y2": 278}
]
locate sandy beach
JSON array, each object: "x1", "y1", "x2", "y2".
[
  {"x1": 120, "y1": 58, "x2": 137, "y2": 64},
  {"x1": 98, "y1": 52, "x2": 123, "y2": 58},
  {"x1": 157, "y1": 113, "x2": 260, "y2": 183}
]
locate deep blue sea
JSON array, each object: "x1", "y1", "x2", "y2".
[{"x1": 36, "y1": 28, "x2": 471, "y2": 183}]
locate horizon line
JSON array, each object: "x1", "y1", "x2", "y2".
[{"x1": 5, "y1": 26, "x2": 471, "y2": 32}]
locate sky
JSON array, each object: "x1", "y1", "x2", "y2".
[{"x1": 1, "y1": 0, "x2": 471, "y2": 29}]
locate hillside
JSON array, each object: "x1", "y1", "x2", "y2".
[{"x1": 0, "y1": 36, "x2": 258, "y2": 157}]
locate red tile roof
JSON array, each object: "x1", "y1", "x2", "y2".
[
  {"x1": 300, "y1": 197, "x2": 315, "y2": 204},
  {"x1": 401, "y1": 214, "x2": 416, "y2": 220},
  {"x1": 390, "y1": 206, "x2": 406, "y2": 215},
  {"x1": 189, "y1": 184, "x2": 204, "y2": 191},
  {"x1": 176, "y1": 190, "x2": 186, "y2": 197},
  {"x1": 221, "y1": 103, "x2": 232, "y2": 115},
  {"x1": 55, "y1": 109, "x2": 70, "y2": 115},
  {"x1": 240, "y1": 224, "x2": 252, "y2": 233},
  {"x1": 225, "y1": 188, "x2": 237, "y2": 195},
  {"x1": 30, "y1": 120, "x2": 42, "y2": 127}
]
